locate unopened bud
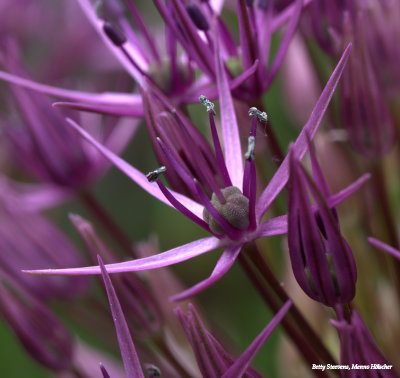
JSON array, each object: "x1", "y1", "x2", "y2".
[
  {"x1": 185, "y1": 3, "x2": 210, "y2": 31},
  {"x1": 103, "y1": 21, "x2": 126, "y2": 46}
]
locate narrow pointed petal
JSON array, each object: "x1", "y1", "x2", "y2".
[
  {"x1": 256, "y1": 44, "x2": 352, "y2": 222},
  {"x1": 237, "y1": 0, "x2": 257, "y2": 73},
  {"x1": 170, "y1": 244, "x2": 244, "y2": 302},
  {"x1": 170, "y1": 0, "x2": 215, "y2": 77},
  {"x1": 0, "y1": 70, "x2": 138, "y2": 104},
  {"x1": 255, "y1": 215, "x2": 288, "y2": 238},
  {"x1": 255, "y1": 173, "x2": 370, "y2": 240},
  {"x1": 53, "y1": 101, "x2": 144, "y2": 117},
  {"x1": 98, "y1": 256, "x2": 145, "y2": 378},
  {"x1": 215, "y1": 27, "x2": 244, "y2": 188},
  {"x1": 222, "y1": 300, "x2": 292, "y2": 378},
  {"x1": 175, "y1": 305, "x2": 229, "y2": 377},
  {"x1": 327, "y1": 173, "x2": 370, "y2": 208},
  {"x1": 271, "y1": 1, "x2": 312, "y2": 31},
  {"x1": 24, "y1": 237, "x2": 225, "y2": 275},
  {"x1": 66, "y1": 118, "x2": 204, "y2": 218},
  {"x1": 368, "y1": 238, "x2": 400, "y2": 260},
  {"x1": 186, "y1": 59, "x2": 259, "y2": 102},
  {"x1": 176, "y1": 304, "x2": 262, "y2": 377},
  {"x1": 265, "y1": 0, "x2": 303, "y2": 89}
]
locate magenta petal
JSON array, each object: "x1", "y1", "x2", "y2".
[
  {"x1": 215, "y1": 26, "x2": 244, "y2": 188},
  {"x1": 327, "y1": 173, "x2": 370, "y2": 208},
  {"x1": 24, "y1": 236, "x2": 225, "y2": 275},
  {"x1": 53, "y1": 101, "x2": 143, "y2": 117},
  {"x1": 256, "y1": 44, "x2": 352, "y2": 222},
  {"x1": 368, "y1": 238, "x2": 400, "y2": 260},
  {"x1": 265, "y1": 0, "x2": 303, "y2": 89},
  {"x1": 170, "y1": 244, "x2": 244, "y2": 302},
  {"x1": 255, "y1": 173, "x2": 370, "y2": 241},
  {"x1": 186, "y1": 59, "x2": 259, "y2": 102},
  {"x1": 98, "y1": 256, "x2": 145, "y2": 378},
  {"x1": 66, "y1": 118, "x2": 204, "y2": 218},
  {"x1": 0, "y1": 70, "x2": 138, "y2": 104},
  {"x1": 271, "y1": 0, "x2": 312, "y2": 33},
  {"x1": 221, "y1": 300, "x2": 292, "y2": 378},
  {"x1": 255, "y1": 216, "x2": 289, "y2": 239}
]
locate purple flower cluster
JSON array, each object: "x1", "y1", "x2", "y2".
[{"x1": 0, "y1": 0, "x2": 399, "y2": 377}]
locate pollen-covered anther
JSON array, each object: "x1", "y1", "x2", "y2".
[
  {"x1": 199, "y1": 95, "x2": 216, "y2": 114},
  {"x1": 146, "y1": 166, "x2": 166, "y2": 182},
  {"x1": 203, "y1": 186, "x2": 249, "y2": 235},
  {"x1": 248, "y1": 107, "x2": 268, "y2": 123}
]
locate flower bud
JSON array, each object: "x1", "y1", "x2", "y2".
[
  {"x1": 287, "y1": 147, "x2": 357, "y2": 306},
  {"x1": 330, "y1": 310, "x2": 398, "y2": 377}
]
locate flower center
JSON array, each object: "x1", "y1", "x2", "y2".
[{"x1": 203, "y1": 186, "x2": 249, "y2": 235}]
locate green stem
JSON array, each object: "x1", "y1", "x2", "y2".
[
  {"x1": 238, "y1": 250, "x2": 336, "y2": 378},
  {"x1": 246, "y1": 243, "x2": 337, "y2": 367}
]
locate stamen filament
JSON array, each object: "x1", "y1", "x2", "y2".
[
  {"x1": 156, "y1": 179, "x2": 218, "y2": 237},
  {"x1": 249, "y1": 161, "x2": 257, "y2": 230},
  {"x1": 126, "y1": 0, "x2": 161, "y2": 63},
  {"x1": 156, "y1": 137, "x2": 197, "y2": 194},
  {"x1": 145, "y1": 168, "x2": 217, "y2": 236},
  {"x1": 174, "y1": 114, "x2": 226, "y2": 204},
  {"x1": 246, "y1": 110, "x2": 261, "y2": 230},
  {"x1": 199, "y1": 95, "x2": 232, "y2": 187}
]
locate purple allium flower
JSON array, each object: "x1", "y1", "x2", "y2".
[
  {"x1": 0, "y1": 41, "x2": 140, "y2": 191},
  {"x1": 0, "y1": 274, "x2": 73, "y2": 371},
  {"x1": 307, "y1": 0, "x2": 347, "y2": 56},
  {"x1": 330, "y1": 310, "x2": 399, "y2": 377},
  {"x1": 287, "y1": 140, "x2": 358, "y2": 306},
  {"x1": 98, "y1": 255, "x2": 145, "y2": 378},
  {"x1": 306, "y1": 0, "x2": 400, "y2": 157},
  {"x1": 175, "y1": 300, "x2": 292, "y2": 377},
  {"x1": 340, "y1": 10, "x2": 395, "y2": 158},
  {"x1": 25, "y1": 45, "x2": 367, "y2": 305},
  {"x1": 362, "y1": 0, "x2": 400, "y2": 103}
]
